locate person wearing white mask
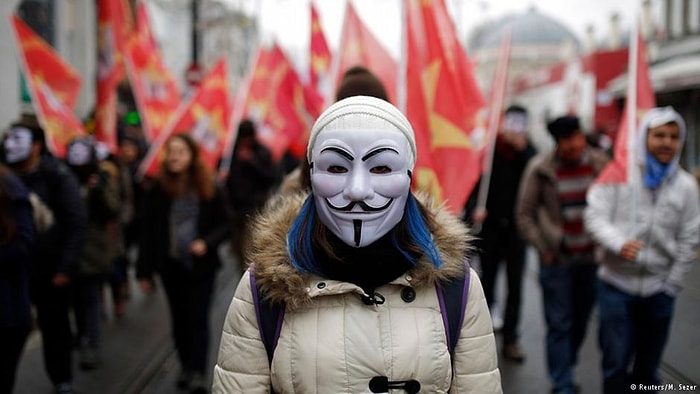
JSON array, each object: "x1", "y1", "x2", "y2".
[
  {"x1": 584, "y1": 106, "x2": 700, "y2": 394},
  {"x1": 213, "y1": 96, "x2": 502, "y2": 393},
  {"x1": 1, "y1": 119, "x2": 86, "y2": 394}
]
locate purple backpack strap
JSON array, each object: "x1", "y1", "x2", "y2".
[
  {"x1": 249, "y1": 268, "x2": 285, "y2": 368},
  {"x1": 435, "y1": 259, "x2": 471, "y2": 358}
]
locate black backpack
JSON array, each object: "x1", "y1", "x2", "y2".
[{"x1": 250, "y1": 260, "x2": 471, "y2": 368}]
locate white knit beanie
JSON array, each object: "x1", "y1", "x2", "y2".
[{"x1": 307, "y1": 95, "x2": 417, "y2": 169}]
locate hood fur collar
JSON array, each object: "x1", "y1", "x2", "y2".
[{"x1": 247, "y1": 192, "x2": 473, "y2": 309}]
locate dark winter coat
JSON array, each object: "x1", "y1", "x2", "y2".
[
  {"x1": 463, "y1": 139, "x2": 536, "y2": 248},
  {"x1": 0, "y1": 171, "x2": 35, "y2": 328},
  {"x1": 17, "y1": 155, "x2": 86, "y2": 279},
  {"x1": 225, "y1": 143, "x2": 278, "y2": 218},
  {"x1": 76, "y1": 160, "x2": 122, "y2": 278},
  {"x1": 136, "y1": 182, "x2": 230, "y2": 279}
]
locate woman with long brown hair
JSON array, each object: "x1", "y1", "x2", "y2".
[
  {"x1": 0, "y1": 163, "x2": 35, "y2": 393},
  {"x1": 136, "y1": 134, "x2": 229, "y2": 394}
]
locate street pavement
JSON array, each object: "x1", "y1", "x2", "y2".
[
  {"x1": 14, "y1": 244, "x2": 242, "y2": 394},
  {"x1": 13, "y1": 245, "x2": 700, "y2": 393}
]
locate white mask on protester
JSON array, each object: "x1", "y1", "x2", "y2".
[
  {"x1": 502, "y1": 112, "x2": 528, "y2": 134},
  {"x1": 3, "y1": 127, "x2": 33, "y2": 164},
  {"x1": 311, "y1": 128, "x2": 412, "y2": 247},
  {"x1": 66, "y1": 139, "x2": 93, "y2": 166},
  {"x1": 309, "y1": 96, "x2": 416, "y2": 248}
]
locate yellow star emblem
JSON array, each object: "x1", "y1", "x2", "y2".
[{"x1": 421, "y1": 59, "x2": 472, "y2": 150}]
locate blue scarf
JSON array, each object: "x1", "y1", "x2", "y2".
[{"x1": 644, "y1": 152, "x2": 671, "y2": 189}]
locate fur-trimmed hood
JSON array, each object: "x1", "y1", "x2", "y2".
[{"x1": 247, "y1": 191, "x2": 473, "y2": 309}]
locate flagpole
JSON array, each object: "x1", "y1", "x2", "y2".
[
  {"x1": 472, "y1": 30, "x2": 511, "y2": 234},
  {"x1": 398, "y1": 0, "x2": 407, "y2": 113},
  {"x1": 627, "y1": 15, "x2": 639, "y2": 233}
]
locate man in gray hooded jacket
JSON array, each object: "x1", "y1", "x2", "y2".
[{"x1": 584, "y1": 106, "x2": 700, "y2": 394}]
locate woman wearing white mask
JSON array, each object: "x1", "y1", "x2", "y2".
[{"x1": 213, "y1": 96, "x2": 501, "y2": 393}]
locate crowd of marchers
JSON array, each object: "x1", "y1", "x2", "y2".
[
  {"x1": 0, "y1": 111, "x2": 280, "y2": 394},
  {"x1": 1, "y1": 70, "x2": 698, "y2": 394}
]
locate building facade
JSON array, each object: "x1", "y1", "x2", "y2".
[{"x1": 1, "y1": 0, "x2": 96, "y2": 130}]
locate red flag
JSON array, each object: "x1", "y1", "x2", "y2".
[
  {"x1": 334, "y1": 2, "x2": 398, "y2": 104},
  {"x1": 124, "y1": 3, "x2": 181, "y2": 142},
  {"x1": 244, "y1": 43, "x2": 315, "y2": 161},
  {"x1": 595, "y1": 29, "x2": 655, "y2": 184},
  {"x1": 139, "y1": 58, "x2": 232, "y2": 179},
  {"x1": 310, "y1": 2, "x2": 331, "y2": 95},
  {"x1": 10, "y1": 15, "x2": 87, "y2": 158},
  {"x1": 305, "y1": 2, "x2": 329, "y2": 121},
  {"x1": 95, "y1": 0, "x2": 132, "y2": 153},
  {"x1": 405, "y1": 0, "x2": 486, "y2": 214}
]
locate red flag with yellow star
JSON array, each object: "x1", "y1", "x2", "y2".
[
  {"x1": 95, "y1": 0, "x2": 132, "y2": 153},
  {"x1": 310, "y1": 2, "x2": 331, "y2": 95},
  {"x1": 125, "y1": 2, "x2": 180, "y2": 143},
  {"x1": 334, "y1": 2, "x2": 397, "y2": 104},
  {"x1": 405, "y1": 0, "x2": 485, "y2": 214},
  {"x1": 244, "y1": 43, "x2": 315, "y2": 161},
  {"x1": 10, "y1": 14, "x2": 87, "y2": 158},
  {"x1": 138, "y1": 58, "x2": 231, "y2": 178}
]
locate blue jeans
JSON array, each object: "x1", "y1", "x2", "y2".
[
  {"x1": 598, "y1": 281, "x2": 675, "y2": 394},
  {"x1": 540, "y1": 262, "x2": 597, "y2": 394},
  {"x1": 74, "y1": 277, "x2": 103, "y2": 348}
]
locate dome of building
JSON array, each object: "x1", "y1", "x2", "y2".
[{"x1": 467, "y1": 7, "x2": 580, "y2": 52}]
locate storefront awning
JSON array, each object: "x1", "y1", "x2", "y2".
[{"x1": 607, "y1": 54, "x2": 700, "y2": 96}]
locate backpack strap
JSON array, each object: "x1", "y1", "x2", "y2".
[
  {"x1": 435, "y1": 260, "x2": 471, "y2": 359},
  {"x1": 249, "y1": 268, "x2": 285, "y2": 367}
]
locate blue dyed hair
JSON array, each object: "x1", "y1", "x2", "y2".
[
  {"x1": 287, "y1": 193, "x2": 443, "y2": 275},
  {"x1": 393, "y1": 193, "x2": 442, "y2": 268},
  {"x1": 287, "y1": 196, "x2": 322, "y2": 275}
]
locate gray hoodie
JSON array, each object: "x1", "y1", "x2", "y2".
[{"x1": 584, "y1": 107, "x2": 700, "y2": 296}]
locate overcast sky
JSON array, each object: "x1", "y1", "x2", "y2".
[{"x1": 231, "y1": 0, "x2": 658, "y2": 58}]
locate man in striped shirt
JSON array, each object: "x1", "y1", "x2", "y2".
[{"x1": 515, "y1": 116, "x2": 610, "y2": 394}]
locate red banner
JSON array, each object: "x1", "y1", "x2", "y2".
[
  {"x1": 310, "y1": 2, "x2": 331, "y2": 95},
  {"x1": 244, "y1": 43, "x2": 315, "y2": 161},
  {"x1": 334, "y1": 2, "x2": 398, "y2": 104},
  {"x1": 305, "y1": 2, "x2": 329, "y2": 121},
  {"x1": 139, "y1": 58, "x2": 231, "y2": 178},
  {"x1": 124, "y1": 3, "x2": 180, "y2": 143},
  {"x1": 95, "y1": 0, "x2": 132, "y2": 153},
  {"x1": 405, "y1": 0, "x2": 486, "y2": 214},
  {"x1": 595, "y1": 30, "x2": 655, "y2": 184},
  {"x1": 10, "y1": 15, "x2": 87, "y2": 158}
]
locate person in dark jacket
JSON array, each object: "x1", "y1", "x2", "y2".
[
  {"x1": 463, "y1": 105, "x2": 536, "y2": 363},
  {"x1": 1, "y1": 118, "x2": 86, "y2": 394},
  {"x1": 110, "y1": 134, "x2": 148, "y2": 317},
  {"x1": 224, "y1": 119, "x2": 278, "y2": 264},
  {"x1": 136, "y1": 133, "x2": 229, "y2": 394},
  {"x1": 65, "y1": 137, "x2": 121, "y2": 370},
  {"x1": 0, "y1": 163, "x2": 35, "y2": 394}
]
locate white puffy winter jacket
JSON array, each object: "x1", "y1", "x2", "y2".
[{"x1": 212, "y1": 193, "x2": 502, "y2": 393}]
